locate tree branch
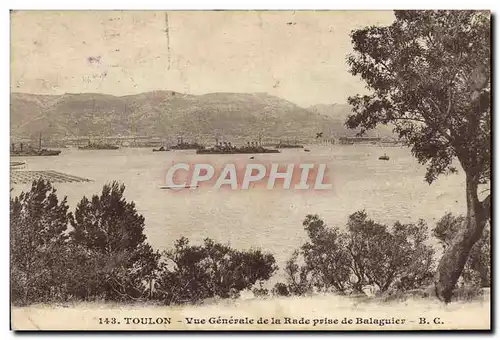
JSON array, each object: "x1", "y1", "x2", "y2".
[{"x1": 420, "y1": 99, "x2": 455, "y2": 142}]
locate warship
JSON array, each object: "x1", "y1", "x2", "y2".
[
  {"x1": 78, "y1": 98, "x2": 120, "y2": 150},
  {"x1": 11, "y1": 145, "x2": 61, "y2": 157},
  {"x1": 171, "y1": 137, "x2": 205, "y2": 150},
  {"x1": 10, "y1": 134, "x2": 61, "y2": 157},
  {"x1": 196, "y1": 141, "x2": 280, "y2": 155}
]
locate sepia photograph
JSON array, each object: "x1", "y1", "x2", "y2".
[{"x1": 8, "y1": 9, "x2": 491, "y2": 331}]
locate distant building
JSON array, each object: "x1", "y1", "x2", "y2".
[{"x1": 338, "y1": 136, "x2": 381, "y2": 144}]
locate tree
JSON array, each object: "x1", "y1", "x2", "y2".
[
  {"x1": 283, "y1": 215, "x2": 353, "y2": 296},
  {"x1": 287, "y1": 213, "x2": 434, "y2": 296},
  {"x1": 283, "y1": 250, "x2": 313, "y2": 296},
  {"x1": 433, "y1": 213, "x2": 490, "y2": 287},
  {"x1": 301, "y1": 215, "x2": 351, "y2": 293},
  {"x1": 345, "y1": 10, "x2": 490, "y2": 302},
  {"x1": 10, "y1": 179, "x2": 71, "y2": 304},
  {"x1": 391, "y1": 221, "x2": 435, "y2": 291},
  {"x1": 69, "y1": 182, "x2": 160, "y2": 300},
  {"x1": 345, "y1": 211, "x2": 434, "y2": 293}
]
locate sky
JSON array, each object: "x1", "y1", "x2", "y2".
[{"x1": 10, "y1": 11, "x2": 395, "y2": 107}]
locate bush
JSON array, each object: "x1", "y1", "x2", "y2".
[
  {"x1": 155, "y1": 238, "x2": 277, "y2": 305},
  {"x1": 10, "y1": 179, "x2": 71, "y2": 305},
  {"x1": 380, "y1": 286, "x2": 435, "y2": 303},
  {"x1": 252, "y1": 283, "x2": 269, "y2": 298},
  {"x1": 452, "y1": 284, "x2": 485, "y2": 302},
  {"x1": 272, "y1": 283, "x2": 290, "y2": 297},
  {"x1": 433, "y1": 213, "x2": 490, "y2": 287}
]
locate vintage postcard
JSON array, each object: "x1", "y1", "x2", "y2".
[{"x1": 9, "y1": 10, "x2": 491, "y2": 331}]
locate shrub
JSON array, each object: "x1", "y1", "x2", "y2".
[
  {"x1": 272, "y1": 283, "x2": 290, "y2": 297},
  {"x1": 452, "y1": 284, "x2": 485, "y2": 302},
  {"x1": 252, "y1": 283, "x2": 269, "y2": 298},
  {"x1": 155, "y1": 237, "x2": 277, "y2": 305}
]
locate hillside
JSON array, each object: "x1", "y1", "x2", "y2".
[
  {"x1": 10, "y1": 91, "x2": 394, "y2": 144},
  {"x1": 307, "y1": 103, "x2": 395, "y2": 138}
]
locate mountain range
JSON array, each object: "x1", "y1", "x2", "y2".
[{"x1": 10, "y1": 91, "x2": 394, "y2": 143}]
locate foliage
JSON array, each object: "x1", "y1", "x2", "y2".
[
  {"x1": 10, "y1": 179, "x2": 451, "y2": 306},
  {"x1": 346, "y1": 211, "x2": 435, "y2": 292},
  {"x1": 155, "y1": 237, "x2": 277, "y2": 305},
  {"x1": 10, "y1": 180, "x2": 279, "y2": 306},
  {"x1": 69, "y1": 182, "x2": 160, "y2": 301},
  {"x1": 272, "y1": 283, "x2": 291, "y2": 297},
  {"x1": 10, "y1": 179, "x2": 71, "y2": 305},
  {"x1": 346, "y1": 10, "x2": 490, "y2": 184},
  {"x1": 433, "y1": 213, "x2": 490, "y2": 287},
  {"x1": 345, "y1": 10, "x2": 490, "y2": 302},
  {"x1": 285, "y1": 212, "x2": 435, "y2": 296},
  {"x1": 451, "y1": 284, "x2": 485, "y2": 302},
  {"x1": 283, "y1": 250, "x2": 313, "y2": 296},
  {"x1": 301, "y1": 215, "x2": 352, "y2": 292},
  {"x1": 252, "y1": 283, "x2": 270, "y2": 298}
]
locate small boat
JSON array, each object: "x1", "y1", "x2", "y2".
[
  {"x1": 379, "y1": 154, "x2": 390, "y2": 161},
  {"x1": 153, "y1": 146, "x2": 170, "y2": 152},
  {"x1": 160, "y1": 185, "x2": 199, "y2": 190}
]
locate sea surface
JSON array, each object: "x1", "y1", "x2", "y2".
[{"x1": 10, "y1": 145, "x2": 466, "y2": 270}]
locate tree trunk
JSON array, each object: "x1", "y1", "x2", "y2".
[{"x1": 434, "y1": 174, "x2": 490, "y2": 303}]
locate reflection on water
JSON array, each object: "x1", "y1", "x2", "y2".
[{"x1": 10, "y1": 145, "x2": 465, "y2": 269}]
